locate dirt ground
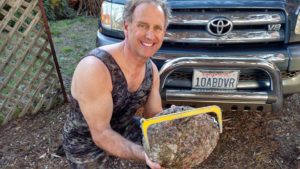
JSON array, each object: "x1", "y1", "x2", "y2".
[{"x1": 0, "y1": 92, "x2": 299, "y2": 169}]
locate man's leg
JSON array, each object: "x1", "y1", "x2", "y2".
[
  {"x1": 66, "y1": 153, "x2": 109, "y2": 169},
  {"x1": 66, "y1": 117, "x2": 144, "y2": 169}
]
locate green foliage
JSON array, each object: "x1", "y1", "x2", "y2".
[
  {"x1": 42, "y1": 0, "x2": 56, "y2": 20},
  {"x1": 42, "y1": 0, "x2": 76, "y2": 21}
]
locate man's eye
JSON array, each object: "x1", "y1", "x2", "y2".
[
  {"x1": 138, "y1": 24, "x2": 146, "y2": 28},
  {"x1": 154, "y1": 26, "x2": 162, "y2": 32}
]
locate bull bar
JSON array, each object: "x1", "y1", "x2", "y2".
[{"x1": 159, "y1": 57, "x2": 283, "y2": 112}]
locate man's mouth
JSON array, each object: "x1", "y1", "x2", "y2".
[{"x1": 141, "y1": 42, "x2": 154, "y2": 47}]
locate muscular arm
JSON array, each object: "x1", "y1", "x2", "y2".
[
  {"x1": 143, "y1": 62, "x2": 163, "y2": 118},
  {"x1": 71, "y1": 56, "x2": 145, "y2": 161}
]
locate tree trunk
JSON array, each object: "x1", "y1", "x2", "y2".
[
  {"x1": 76, "y1": 0, "x2": 102, "y2": 16},
  {"x1": 68, "y1": 0, "x2": 79, "y2": 9}
]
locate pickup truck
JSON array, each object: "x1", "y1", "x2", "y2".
[{"x1": 96, "y1": 0, "x2": 300, "y2": 113}]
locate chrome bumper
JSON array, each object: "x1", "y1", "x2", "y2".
[{"x1": 159, "y1": 57, "x2": 283, "y2": 112}]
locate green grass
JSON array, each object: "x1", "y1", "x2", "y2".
[
  {"x1": 49, "y1": 16, "x2": 98, "y2": 78},
  {"x1": 61, "y1": 46, "x2": 73, "y2": 53}
]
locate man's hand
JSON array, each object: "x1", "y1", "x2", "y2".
[{"x1": 145, "y1": 152, "x2": 161, "y2": 169}]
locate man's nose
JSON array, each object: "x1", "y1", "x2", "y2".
[{"x1": 145, "y1": 30, "x2": 155, "y2": 40}]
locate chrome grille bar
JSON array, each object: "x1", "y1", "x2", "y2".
[
  {"x1": 164, "y1": 30, "x2": 284, "y2": 43},
  {"x1": 170, "y1": 11, "x2": 285, "y2": 25}
]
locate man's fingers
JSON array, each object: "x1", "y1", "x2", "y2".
[
  {"x1": 145, "y1": 152, "x2": 161, "y2": 169},
  {"x1": 150, "y1": 162, "x2": 161, "y2": 169},
  {"x1": 170, "y1": 104, "x2": 176, "y2": 108}
]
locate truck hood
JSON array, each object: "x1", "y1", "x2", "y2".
[
  {"x1": 111, "y1": 0, "x2": 286, "y2": 9},
  {"x1": 167, "y1": 0, "x2": 286, "y2": 9}
]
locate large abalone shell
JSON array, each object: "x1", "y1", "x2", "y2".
[{"x1": 143, "y1": 106, "x2": 220, "y2": 169}]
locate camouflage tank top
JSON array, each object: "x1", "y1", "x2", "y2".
[{"x1": 63, "y1": 48, "x2": 153, "y2": 163}]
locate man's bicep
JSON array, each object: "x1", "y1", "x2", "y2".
[
  {"x1": 144, "y1": 63, "x2": 163, "y2": 118},
  {"x1": 73, "y1": 56, "x2": 113, "y2": 132},
  {"x1": 79, "y1": 90, "x2": 113, "y2": 133}
]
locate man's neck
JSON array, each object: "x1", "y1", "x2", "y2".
[{"x1": 121, "y1": 42, "x2": 147, "y2": 72}]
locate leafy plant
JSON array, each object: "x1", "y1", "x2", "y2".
[{"x1": 42, "y1": 0, "x2": 76, "y2": 21}]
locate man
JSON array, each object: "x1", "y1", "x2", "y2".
[{"x1": 62, "y1": 0, "x2": 170, "y2": 168}]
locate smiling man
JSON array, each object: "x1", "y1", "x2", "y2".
[{"x1": 62, "y1": 0, "x2": 170, "y2": 168}]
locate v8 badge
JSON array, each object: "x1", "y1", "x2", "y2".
[{"x1": 268, "y1": 24, "x2": 281, "y2": 31}]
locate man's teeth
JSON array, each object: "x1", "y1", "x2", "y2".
[{"x1": 142, "y1": 42, "x2": 153, "y2": 47}]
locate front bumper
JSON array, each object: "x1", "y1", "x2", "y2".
[
  {"x1": 159, "y1": 57, "x2": 283, "y2": 113},
  {"x1": 97, "y1": 31, "x2": 300, "y2": 112}
]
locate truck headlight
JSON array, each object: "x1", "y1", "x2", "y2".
[
  {"x1": 296, "y1": 13, "x2": 300, "y2": 34},
  {"x1": 101, "y1": 1, "x2": 124, "y2": 31}
]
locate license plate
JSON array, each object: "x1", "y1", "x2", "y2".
[{"x1": 192, "y1": 70, "x2": 240, "y2": 89}]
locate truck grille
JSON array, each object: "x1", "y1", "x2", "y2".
[{"x1": 165, "y1": 9, "x2": 286, "y2": 44}]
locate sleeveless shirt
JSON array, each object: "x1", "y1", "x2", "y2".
[{"x1": 63, "y1": 48, "x2": 153, "y2": 163}]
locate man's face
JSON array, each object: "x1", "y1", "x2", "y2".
[{"x1": 124, "y1": 2, "x2": 166, "y2": 59}]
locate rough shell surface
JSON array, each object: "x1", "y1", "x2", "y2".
[{"x1": 143, "y1": 106, "x2": 220, "y2": 169}]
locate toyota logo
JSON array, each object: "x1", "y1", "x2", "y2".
[{"x1": 207, "y1": 18, "x2": 233, "y2": 36}]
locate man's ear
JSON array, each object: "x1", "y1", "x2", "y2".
[
  {"x1": 124, "y1": 21, "x2": 128, "y2": 37},
  {"x1": 163, "y1": 28, "x2": 167, "y2": 36}
]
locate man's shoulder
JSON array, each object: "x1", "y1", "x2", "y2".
[
  {"x1": 77, "y1": 55, "x2": 109, "y2": 74},
  {"x1": 72, "y1": 56, "x2": 113, "y2": 97},
  {"x1": 86, "y1": 47, "x2": 111, "y2": 58}
]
